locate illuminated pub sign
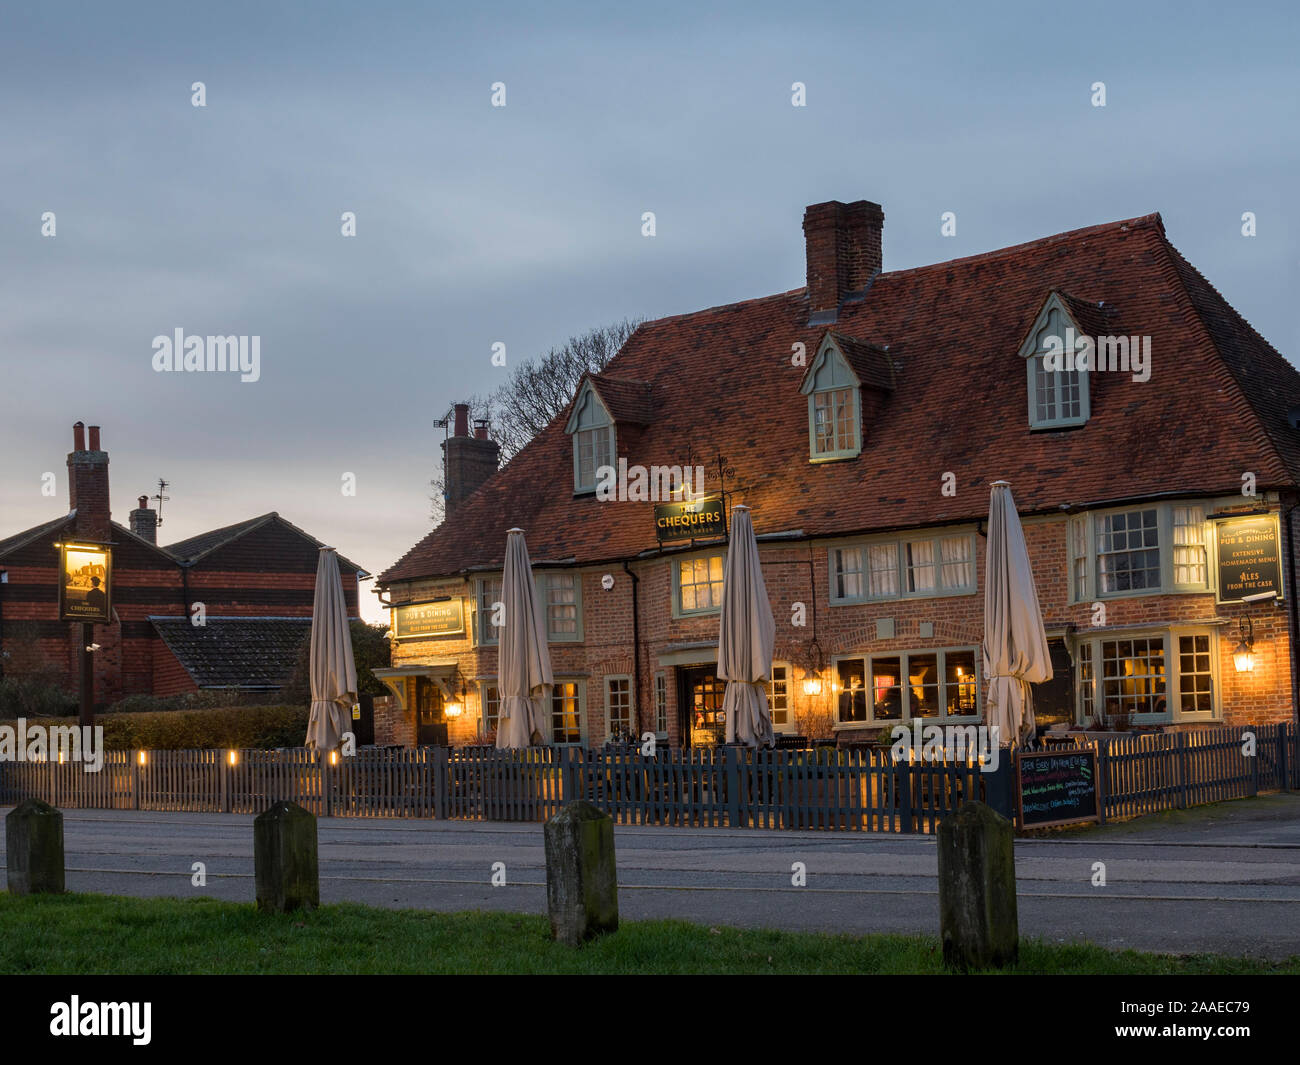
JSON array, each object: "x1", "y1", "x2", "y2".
[
  {"x1": 654, "y1": 495, "x2": 726, "y2": 543},
  {"x1": 1215, "y1": 515, "x2": 1284, "y2": 603},
  {"x1": 393, "y1": 598, "x2": 465, "y2": 639},
  {"x1": 59, "y1": 541, "x2": 113, "y2": 623}
]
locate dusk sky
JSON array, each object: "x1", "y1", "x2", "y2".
[{"x1": 2, "y1": 0, "x2": 1296, "y2": 623}]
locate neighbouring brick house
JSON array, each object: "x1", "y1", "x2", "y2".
[
  {"x1": 375, "y1": 198, "x2": 1300, "y2": 748},
  {"x1": 0, "y1": 423, "x2": 365, "y2": 706}
]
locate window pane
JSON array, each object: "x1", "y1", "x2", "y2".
[
  {"x1": 768, "y1": 665, "x2": 789, "y2": 726},
  {"x1": 1101, "y1": 638, "x2": 1167, "y2": 718},
  {"x1": 679, "y1": 554, "x2": 725, "y2": 612},
  {"x1": 478, "y1": 578, "x2": 502, "y2": 644},
  {"x1": 1173, "y1": 506, "x2": 1207, "y2": 587},
  {"x1": 607, "y1": 678, "x2": 632, "y2": 736},
  {"x1": 906, "y1": 541, "x2": 936, "y2": 594},
  {"x1": 944, "y1": 650, "x2": 978, "y2": 716},
  {"x1": 908, "y1": 654, "x2": 939, "y2": 718},
  {"x1": 551, "y1": 682, "x2": 582, "y2": 744},
  {"x1": 835, "y1": 547, "x2": 864, "y2": 599},
  {"x1": 938, "y1": 536, "x2": 972, "y2": 590},
  {"x1": 546, "y1": 574, "x2": 578, "y2": 636},
  {"x1": 1096, "y1": 509, "x2": 1161, "y2": 592},
  {"x1": 836, "y1": 659, "x2": 867, "y2": 723},
  {"x1": 868, "y1": 543, "x2": 899, "y2": 598},
  {"x1": 871, "y1": 656, "x2": 903, "y2": 720},
  {"x1": 654, "y1": 673, "x2": 668, "y2": 734},
  {"x1": 482, "y1": 685, "x2": 500, "y2": 734},
  {"x1": 1178, "y1": 634, "x2": 1213, "y2": 714},
  {"x1": 1078, "y1": 642, "x2": 1094, "y2": 721}
]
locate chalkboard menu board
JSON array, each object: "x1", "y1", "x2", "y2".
[{"x1": 1016, "y1": 749, "x2": 1101, "y2": 828}]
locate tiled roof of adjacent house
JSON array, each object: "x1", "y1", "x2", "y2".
[
  {"x1": 163, "y1": 512, "x2": 365, "y2": 572},
  {"x1": 380, "y1": 212, "x2": 1300, "y2": 584},
  {"x1": 151, "y1": 617, "x2": 311, "y2": 689}
]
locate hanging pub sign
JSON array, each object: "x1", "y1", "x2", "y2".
[
  {"x1": 654, "y1": 495, "x2": 726, "y2": 543},
  {"x1": 1214, "y1": 514, "x2": 1283, "y2": 603},
  {"x1": 58, "y1": 541, "x2": 112, "y2": 623},
  {"x1": 393, "y1": 598, "x2": 465, "y2": 639}
]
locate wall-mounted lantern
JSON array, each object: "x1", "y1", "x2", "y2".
[{"x1": 1233, "y1": 617, "x2": 1255, "y2": 673}]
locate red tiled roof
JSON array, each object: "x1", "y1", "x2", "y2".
[
  {"x1": 588, "y1": 373, "x2": 655, "y2": 424},
  {"x1": 380, "y1": 212, "x2": 1300, "y2": 584},
  {"x1": 826, "y1": 332, "x2": 896, "y2": 391}
]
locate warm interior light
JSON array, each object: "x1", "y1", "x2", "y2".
[
  {"x1": 1233, "y1": 640, "x2": 1255, "y2": 673},
  {"x1": 137, "y1": 751, "x2": 147, "y2": 766},
  {"x1": 329, "y1": 750, "x2": 339, "y2": 766}
]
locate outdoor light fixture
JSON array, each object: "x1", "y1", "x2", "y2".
[
  {"x1": 1233, "y1": 617, "x2": 1255, "y2": 673},
  {"x1": 137, "y1": 751, "x2": 147, "y2": 766},
  {"x1": 227, "y1": 750, "x2": 238, "y2": 767},
  {"x1": 802, "y1": 674, "x2": 823, "y2": 696},
  {"x1": 329, "y1": 750, "x2": 339, "y2": 766}
]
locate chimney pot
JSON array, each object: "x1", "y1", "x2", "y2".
[
  {"x1": 138, "y1": 495, "x2": 148, "y2": 508},
  {"x1": 474, "y1": 419, "x2": 489, "y2": 440},
  {"x1": 454, "y1": 404, "x2": 470, "y2": 438},
  {"x1": 88, "y1": 425, "x2": 101, "y2": 450},
  {"x1": 73, "y1": 422, "x2": 85, "y2": 451}
]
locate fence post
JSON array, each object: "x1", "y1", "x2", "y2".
[
  {"x1": 724, "y1": 745, "x2": 742, "y2": 828},
  {"x1": 982, "y1": 755, "x2": 1015, "y2": 822},
  {"x1": 561, "y1": 747, "x2": 580, "y2": 804},
  {"x1": 221, "y1": 753, "x2": 231, "y2": 813},
  {"x1": 429, "y1": 746, "x2": 445, "y2": 819},
  {"x1": 1177, "y1": 733, "x2": 1189, "y2": 810},
  {"x1": 1280, "y1": 724, "x2": 1290, "y2": 794},
  {"x1": 897, "y1": 753, "x2": 914, "y2": 833},
  {"x1": 132, "y1": 753, "x2": 140, "y2": 811},
  {"x1": 1247, "y1": 723, "x2": 1259, "y2": 798},
  {"x1": 321, "y1": 751, "x2": 333, "y2": 818}
]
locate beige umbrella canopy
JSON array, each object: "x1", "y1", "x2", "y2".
[
  {"x1": 720, "y1": 505, "x2": 776, "y2": 749},
  {"x1": 983, "y1": 480, "x2": 1052, "y2": 745},
  {"x1": 305, "y1": 547, "x2": 358, "y2": 752},
  {"x1": 496, "y1": 528, "x2": 553, "y2": 749}
]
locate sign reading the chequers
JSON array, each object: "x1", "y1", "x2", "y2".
[
  {"x1": 1214, "y1": 514, "x2": 1283, "y2": 603},
  {"x1": 654, "y1": 495, "x2": 726, "y2": 542},
  {"x1": 393, "y1": 598, "x2": 465, "y2": 639},
  {"x1": 58, "y1": 541, "x2": 112, "y2": 624}
]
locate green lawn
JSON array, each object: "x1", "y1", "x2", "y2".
[{"x1": 0, "y1": 893, "x2": 1294, "y2": 974}]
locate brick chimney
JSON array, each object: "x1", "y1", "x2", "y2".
[
  {"x1": 803, "y1": 199, "x2": 884, "y2": 317},
  {"x1": 441, "y1": 403, "x2": 500, "y2": 515},
  {"x1": 129, "y1": 495, "x2": 157, "y2": 544},
  {"x1": 67, "y1": 421, "x2": 111, "y2": 541}
]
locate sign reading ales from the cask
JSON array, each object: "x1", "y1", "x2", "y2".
[
  {"x1": 654, "y1": 495, "x2": 726, "y2": 542},
  {"x1": 1214, "y1": 514, "x2": 1283, "y2": 603},
  {"x1": 393, "y1": 598, "x2": 465, "y2": 639}
]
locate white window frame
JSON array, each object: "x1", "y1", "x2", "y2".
[
  {"x1": 1073, "y1": 627, "x2": 1221, "y2": 725},
  {"x1": 566, "y1": 382, "x2": 615, "y2": 494},
  {"x1": 768, "y1": 661, "x2": 793, "y2": 733},
  {"x1": 672, "y1": 550, "x2": 727, "y2": 617},
  {"x1": 478, "y1": 681, "x2": 501, "y2": 736},
  {"x1": 653, "y1": 671, "x2": 668, "y2": 737},
  {"x1": 604, "y1": 674, "x2": 634, "y2": 741},
  {"x1": 473, "y1": 575, "x2": 503, "y2": 647},
  {"x1": 537, "y1": 571, "x2": 583, "y2": 642},
  {"x1": 828, "y1": 531, "x2": 976, "y2": 605},
  {"x1": 1021, "y1": 293, "x2": 1090, "y2": 430},
  {"x1": 1069, "y1": 503, "x2": 1212, "y2": 602},
  {"x1": 801, "y1": 338, "x2": 862, "y2": 462},
  {"x1": 832, "y1": 648, "x2": 980, "y2": 727}
]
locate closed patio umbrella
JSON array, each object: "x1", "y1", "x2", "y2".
[
  {"x1": 983, "y1": 480, "x2": 1052, "y2": 745},
  {"x1": 719, "y1": 505, "x2": 776, "y2": 748},
  {"x1": 305, "y1": 547, "x2": 358, "y2": 752},
  {"x1": 496, "y1": 528, "x2": 553, "y2": 748}
]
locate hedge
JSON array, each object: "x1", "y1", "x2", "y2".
[{"x1": 28, "y1": 705, "x2": 309, "y2": 751}]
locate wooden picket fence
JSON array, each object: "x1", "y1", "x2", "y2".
[
  {"x1": 0, "y1": 744, "x2": 1011, "y2": 832},
  {"x1": 0, "y1": 724, "x2": 1293, "y2": 829}
]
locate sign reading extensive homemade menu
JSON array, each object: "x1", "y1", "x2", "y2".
[
  {"x1": 1015, "y1": 749, "x2": 1101, "y2": 829},
  {"x1": 1214, "y1": 515, "x2": 1283, "y2": 602},
  {"x1": 393, "y1": 598, "x2": 465, "y2": 639},
  {"x1": 654, "y1": 495, "x2": 726, "y2": 542}
]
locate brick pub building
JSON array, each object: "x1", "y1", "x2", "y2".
[
  {"x1": 375, "y1": 198, "x2": 1300, "y2": 748},
  {"x1": 0, "y1": 423, "x2": 365, "y2": 705}
]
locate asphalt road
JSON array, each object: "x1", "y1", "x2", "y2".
[{"x1": 4, "y1": 795, "x2": 1300, "y2": 959}]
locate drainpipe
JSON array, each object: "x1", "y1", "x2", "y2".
[
  {"x1": 0, "y1": 567, "x2": 6, "y2": 680},
  {"x1": 1284, "y1": 501, "x2": 1300, "y2": 728},
  {"x1": 622, "y1": 560, "x2": 642, "y2": 738}
]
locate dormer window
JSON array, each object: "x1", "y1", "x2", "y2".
[
  {"x1": 800, "y1": 336, "x2": 863, "y2": 462},
  {"x1": 566, "y1": 381, "x2": 615, "y2": 494},
  {"x1": 1021, "y1": 293, "x2": 1091, "y2": 429}
]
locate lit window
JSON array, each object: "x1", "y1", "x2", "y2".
[
  {"x1": 836, "y1": 649, "x2": 981, "y2": 726},
  {"x1": 1100, "y1": 637, "x2": 1166, "y2": 718},
  {"x1": 551, "y1": 682, "x2": 582, "y2": 745},
  {"x1": 678, "y1": 554, "x2": 724, "y2": 614},
  {"x1": 836, "y1": 658, "x2": 867, "y2": 722},
  {"x1": 1178, "y1": 635, "x2": 1213, "y2": 715},
  {"x1": 1076, "y1": 630, "x2": 1217, "y2": 723},
  {"x1": 1173, "y1": 506, "x2": 1208, "y2": 588}
]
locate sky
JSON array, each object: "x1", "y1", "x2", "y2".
[{"x1": 1, "y1": 0, "x2": 1296, "y2": 624}]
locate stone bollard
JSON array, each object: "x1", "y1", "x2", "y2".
[
  {"x1": 937, "y1": 800, "x2": 1018, "y2": 970},
  {"x1": 6, "y1": 798, "x2": 66, "y2": 895},
  {"x1": 254, "y1": 801, "x2": 319, "y2": 913},
  {"x1": 544, "y1": 800, "x2": 618, "y2": 946}
]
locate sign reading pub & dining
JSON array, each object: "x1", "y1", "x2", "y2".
[
  {"x1": 393, "y1": 598, "x2": 465, "y2": 639},
  {"x1": 1214, "y1": 514, "x2": 1283, "y2": 602}
]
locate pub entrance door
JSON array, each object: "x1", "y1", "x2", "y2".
[
  {"x1": 415, "y1": 676, "x2": 449, "y2": 746},
  {"x1": 677, "y1": 666, "x2": 726, "y2": 748}
]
